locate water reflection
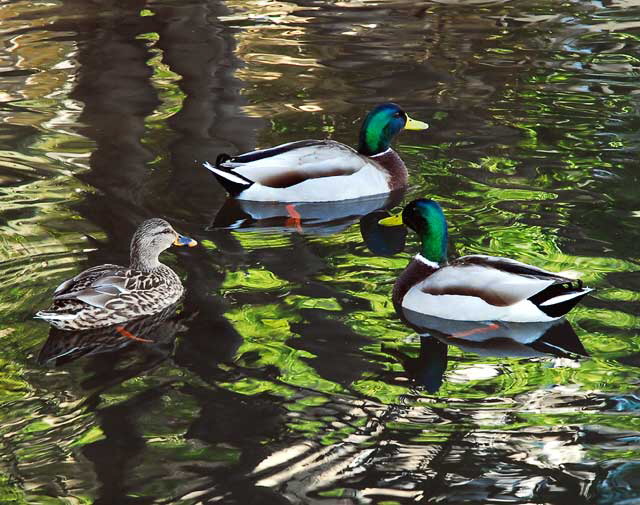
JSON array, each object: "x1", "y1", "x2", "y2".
[
  {"x1": 38, "y1": 304, "x2": 185, "y2": 368},
  {"x1": 359, "y1": 208, "x2": 407, "y2": 256},
  {"x1": 210, "y1": 191, "x2": 406, "y2": 238},
  {"x1": 36, "y1": 305, "x2": 192, "y2": 402},
  {"x1": 388, "y1": 312, "x2": 588, "y2": 392},
  {"x1": 594, "y1": 462, "x2": 640, "y2": 505},
  {"x1": 1, "y1": 0, "x2": 640, "y2": 503}
]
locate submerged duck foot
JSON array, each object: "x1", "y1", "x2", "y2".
[
  {"x1": 115, "y1": 325, "x2": 153, "y2": 343},
  {"x1": 449, "y1": 323, "x2": 500, "y2": 339}
]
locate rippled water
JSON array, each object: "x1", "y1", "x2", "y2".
[{"x1": 1, "y1": 0, "x2": 639, "y2": 503}]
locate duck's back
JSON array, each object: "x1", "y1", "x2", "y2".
[
  {"x1": 225, "y1": 140, "x2": 370, "y2": 187},
  {"x1": 53, "y1": 264, "x2": 124, "y2": 298},
  {"x1": 37, "y1": 264, "x2": 184, "y2": 331},
  {"x1": 400, "y1": 254, "x2": 590, "y2": 322}
]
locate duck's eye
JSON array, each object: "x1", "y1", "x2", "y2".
[
  {"x1": 393, "y1": 112, "x2": 402, "y2": 118},
  {"x1": 154, "y1": 228, "x2": 173, "y2": 236}
]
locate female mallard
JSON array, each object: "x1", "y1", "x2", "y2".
[
  {"x1": 380, "y1": 199, "x2": 592, "y2": 322},
  {"x1": 35, "y1": 218, "x2": 197, "y2": 331},
  {"x1": 204, "y1": 103, "x2": 428, "y2": 202}
]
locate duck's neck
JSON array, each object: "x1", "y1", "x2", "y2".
[
  {"x1": 358, "y1": 119, "x2": 393, "y2": 156},
  {"x1": 130, "y1": 243, "x2": 162, "y2": 272},
  {"x1": 419, "y1": 232, "x2": 447, "y2": 265}
]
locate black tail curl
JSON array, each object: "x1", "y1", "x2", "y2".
[
  {"x1": 216, "y1": 153, "x2": 232, "y2": 167},
  {"x1": 528, "y1": 280, "x2": 590, "y2": 318}
]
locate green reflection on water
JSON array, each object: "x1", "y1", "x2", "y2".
[{"x1": 222, "y1": 268, "x2": 290, "y2": 292}]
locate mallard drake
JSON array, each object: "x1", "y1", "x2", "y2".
[
  {"x1": 35, "y1": 218, "x2": 197, "y2": 331},
  {"x1": 380, "y1": 199, "x2": 592, "y2": 322},
  {"x1": 203, "y1": 103, "x2": 428, "y2": 202}
]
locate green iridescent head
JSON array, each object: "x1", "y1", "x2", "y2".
[
  {"x1": 380, "y1": 199, "x2": 448, "y2": 263},
  {"x1": 357, "y1": 103, "x2": 429, "y2": 156}
]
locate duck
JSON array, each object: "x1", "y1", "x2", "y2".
[
  {"x1": 35, "y1": 218, "x2": 197, "y2": 331},
  {"x1": 379, "y1": 199, "x2": 593, "y2": 322},
  {"x1": 203, "y1": 103, "x2": 428, "y2": 202}
]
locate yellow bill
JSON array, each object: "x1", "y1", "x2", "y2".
[
  {"x1": 404, "y1": 115, "x2": 429, "y2": 131},
  {"x1": 378, "y1": 213, "x2": 404, "y2": 227}
]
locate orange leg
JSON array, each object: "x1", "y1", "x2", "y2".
[
  {"x1": 115, "y1": 326, "x2": 153, "y2": 343},
  {"x1": 449, "y1": 323, "x2": 500, "y2": 339},
  {"x1": 285, "y1": 204, "x2": 303, "y2": 233}
]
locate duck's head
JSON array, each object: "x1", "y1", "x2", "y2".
[
  {"x1": 358, "y1": 103, "x2": 428, "y2": 156},
  {"x1": 379, "y1": 198, "x2": 448, "y2": 264},
  {"x1": 130, "y1": 218, "x2": 197, "y2": 271}
]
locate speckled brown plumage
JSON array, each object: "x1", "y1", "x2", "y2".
[
  {"x1": 38, "y1": 303, "x2": 184, "y2": 365},
  {"x1": 36, "y1": 218, "x2": 194, "y2": 331}
]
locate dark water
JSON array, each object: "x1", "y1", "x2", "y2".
[{"x1": 0, "y1": 0, "x2": 639, "y2": 503}]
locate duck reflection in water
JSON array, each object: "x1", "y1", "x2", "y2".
[
  {"x1": 38, "y1": 304, "x2": 189, "y2": 388},
  {"x1": 385, "y1": 312, "x2": 589, "y2": 393},
  {"x1": 209, "y1": 190, "x2": 405, "y2": 236}
]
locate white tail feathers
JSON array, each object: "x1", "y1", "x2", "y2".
[
  {"x1": 540, "y1": 288, "x2": 593, "y2": 307},
  {"x1": 203, "y1": 162, "x2": 251, "y2": 186},
  {"x1": 35, "y1": 311, "x2": 78, "y2": 321}
]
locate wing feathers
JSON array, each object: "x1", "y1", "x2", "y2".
[
  {"x1": 529, "y1": 283, "x2": 592, "y2": 317},
  {"x1": 225, "y1": 140, "x2": 327, "y2": 165},
  {"x1": 222, "y1": 140, "x2": 370, "y2": 189},
  {"x1": 421, "y1": 263, "x2": 556, "y2": 306},
  {"x1": 455, "y1": 255, "x2": 571, "y2": 281},
  {"x1": 540, "y1": 289, "x2": 592, "y2": 307},
  {"x1": 53, "y1": 264, "x2": 120, "y2": 295},
  {"x1": 73, "y1": 290, "x2": 117, "y2": 308},
  {"x1": 35, "y1": 311, "x2": 78, "y2": 321},
  {"x1": 50, "y1": 266, "x2": 130, "y2": 309},
  {"x1": 92, "y1": 276, "x2": 129, "y2": 292},
  {"x1": 405, "y1": 254, "x2": 591, "y2": 321},
  {"x1": 203, "y1": 161, "x2": 253, "y2": 196}
]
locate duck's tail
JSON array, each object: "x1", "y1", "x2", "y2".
[
  {"x1": 529, "y1": 281, "x2": 593, "y2": 318},
  {"x1": 203, "y1": 156, "x2": 253, "y2": 197},
  {"x1": 35, "y1": 310, "x2": 78, "y2": 330}
]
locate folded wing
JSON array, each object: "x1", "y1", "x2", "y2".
[
  {"x1": 423, "y1": 255, "x2": 580, "y2": 306},
  {"x1": 223, "y1": 140, "x2": 370, "y2": 188},
  {"x1": 52, "y1": 264, "x2": 129, "y2": 309}
]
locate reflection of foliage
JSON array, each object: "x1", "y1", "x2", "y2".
[{"x1": 0, "y1": 474, "x2": 28, "y2": 505}]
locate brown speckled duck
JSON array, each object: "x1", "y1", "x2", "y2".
[
  {"x1": 204, "y1": 103, "x2": 428, "y2": 202},
  {"x1": 35, "y1": 218, "x2": 197, "y2": 331}
]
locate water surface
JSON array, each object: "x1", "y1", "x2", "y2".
[{"x1": 0, "y1": 0, "x2": 639, "y2": 503}]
